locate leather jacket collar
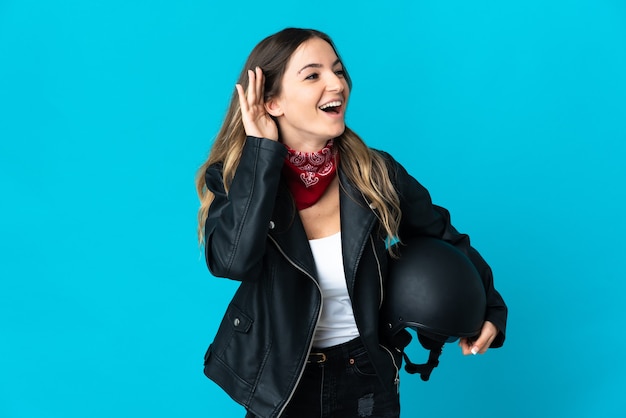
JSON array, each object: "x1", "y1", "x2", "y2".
[{"x1": 268, "y1": 167, "x2": 378, "y2": 294}]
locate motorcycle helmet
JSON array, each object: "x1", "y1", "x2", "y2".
[{"x1": 381, "y1": 236, "x2": 486, "y2": 381}]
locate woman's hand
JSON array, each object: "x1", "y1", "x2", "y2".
[
  {"x1": 459, "y1": 321, "x2": 498, "y2": 355},
  {"x1": 235, "y1": 66, "x2": 279, "y2": 141}
]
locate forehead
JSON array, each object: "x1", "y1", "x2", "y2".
[{"x1": 286, "y1": 37, "x2": 339, "y2": 71}]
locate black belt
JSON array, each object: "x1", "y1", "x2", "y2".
[
  {"x1": 306, "y1": 338, "x2": 363, "y2": 364},
  {"x1": 307, "y1": 352, "x2": 327, "y2": 363}
]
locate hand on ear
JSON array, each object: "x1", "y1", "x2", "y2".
[{"x1": 235, "y1": 66, "x2": 279, "y2": 141}]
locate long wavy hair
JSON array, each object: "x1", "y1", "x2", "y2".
[{"x1": 195, "y1": 28, "x2": 402, "y2": 252}]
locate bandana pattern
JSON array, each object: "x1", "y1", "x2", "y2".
[{"x1": 282, "y1": 140, "x2": 339, "y2": 210}]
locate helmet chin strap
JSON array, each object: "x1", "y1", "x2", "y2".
[
  {"x1": 388, "y1": 329, "x2": 445, "y2": 381},
  {"x1": 402, "y1": 334, "x2": 444, "y2": 381},
  {"x1": 402, "y1": 345, "x2": 443, "y2": 381}
]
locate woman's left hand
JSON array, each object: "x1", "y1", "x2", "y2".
[{"x1": 458, "y1": 321, "x2": 498, "y2": 355}]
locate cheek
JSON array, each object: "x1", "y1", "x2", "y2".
[
  {"x1": 343, "y1": 83, "x2": 351, "y2": 98},
  {"x1": 285, "y1": 91, "x2": 316, "y2": 111}
]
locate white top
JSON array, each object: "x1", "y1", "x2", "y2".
[{"x1": 308, "y1": 232, "x2": 360, "y2": 348}]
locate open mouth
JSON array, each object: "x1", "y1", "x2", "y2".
[{"x1": 319, "y1": 100, "x2": 342, "y2": 114}]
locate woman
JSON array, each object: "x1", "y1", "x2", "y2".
[{"x1": 196, "y1": 28, "x2": 507, "y2": 418}]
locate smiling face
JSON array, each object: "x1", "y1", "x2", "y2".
[{"x1": 265, "y1": 37, "x2": 350, "y2": 152}]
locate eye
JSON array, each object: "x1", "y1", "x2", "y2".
[
  {"x1": 304, "y1": 73, "x2": 319, "y2": 80},
  {"x1": 334, "y1": 69, "x2": 345, "y2": 77}
]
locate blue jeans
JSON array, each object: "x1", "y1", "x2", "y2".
[{"x1": 246, "y1": 337, "x2": 400, "y2": 418}]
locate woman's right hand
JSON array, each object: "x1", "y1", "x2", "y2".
[{"x1": 235, "y1": 66, "x2": 279, "y2": 141}]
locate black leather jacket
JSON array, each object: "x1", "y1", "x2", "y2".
[{"x1": 202, "y1": 136, "x2": 507, "y2": 418}]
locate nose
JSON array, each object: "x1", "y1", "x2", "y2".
[{"x1": 326, "y1": 72, "x2": 345, "y2": 93}]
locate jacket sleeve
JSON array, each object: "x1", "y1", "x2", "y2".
[
  {"x1": 384, "y1": 151, "x2": 508, "y2": 347},
  {"x1": 204, "y1": 136, "x2": 287, "y2": 281}
]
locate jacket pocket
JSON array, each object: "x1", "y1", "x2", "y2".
[
  {"x1": 208, "y1": 302, "x2": 269, "y2": 386},
  {"x1": 212, "y1": 303, "x2": 253, "y2": 357},
  {"x1": 227, "y1": 304, "x2": 253, "y2": 334}
]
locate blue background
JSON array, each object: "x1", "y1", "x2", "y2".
[{"x1": 1, "y1": 0, "x2": 625, "y2": 417}]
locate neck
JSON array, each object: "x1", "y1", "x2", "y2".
[{"x1": 281, "y1": 136, "x2": 332, "y2": 153}]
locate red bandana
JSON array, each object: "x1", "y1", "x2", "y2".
[{"x1": 282, "y1": 140, "x2": 339, "y2": 210}]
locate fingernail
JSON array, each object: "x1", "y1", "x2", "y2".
[{"x1": 471, "y1": 347, "x2": 479, "y2": 355}]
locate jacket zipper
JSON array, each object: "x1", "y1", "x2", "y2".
[
  {"x1": 380, "y1": 344, "x2": 401, "y2": 393},
  {"x1": 268, "y1": 235, "x2": 323, "y2": 418},
  {"x1": 370, "y1": 235, "x2": 400, "y2": 391},
  {"x1": 369, "y1": 235, "x2": 384, "y2": 310}
]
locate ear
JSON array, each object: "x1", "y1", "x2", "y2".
[{"x1": 265, "y1": 97, "x2": 284, "y2": 117}]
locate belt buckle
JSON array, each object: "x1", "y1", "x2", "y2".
[{"x1": 308, "y1": 352, "x2": 327, "y2": 364}]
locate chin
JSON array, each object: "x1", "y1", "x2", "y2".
[{"x1": 330, "y1": 125, "x2": 346, "y2": 138}]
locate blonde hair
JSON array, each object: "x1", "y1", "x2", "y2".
[{"x1": 195, "y1": 28, "x2": 401, "y2": 251}]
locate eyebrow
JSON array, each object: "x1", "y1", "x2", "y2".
[{"x1": 297, "y1": 58, "x2": 342, "y2": 75}]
